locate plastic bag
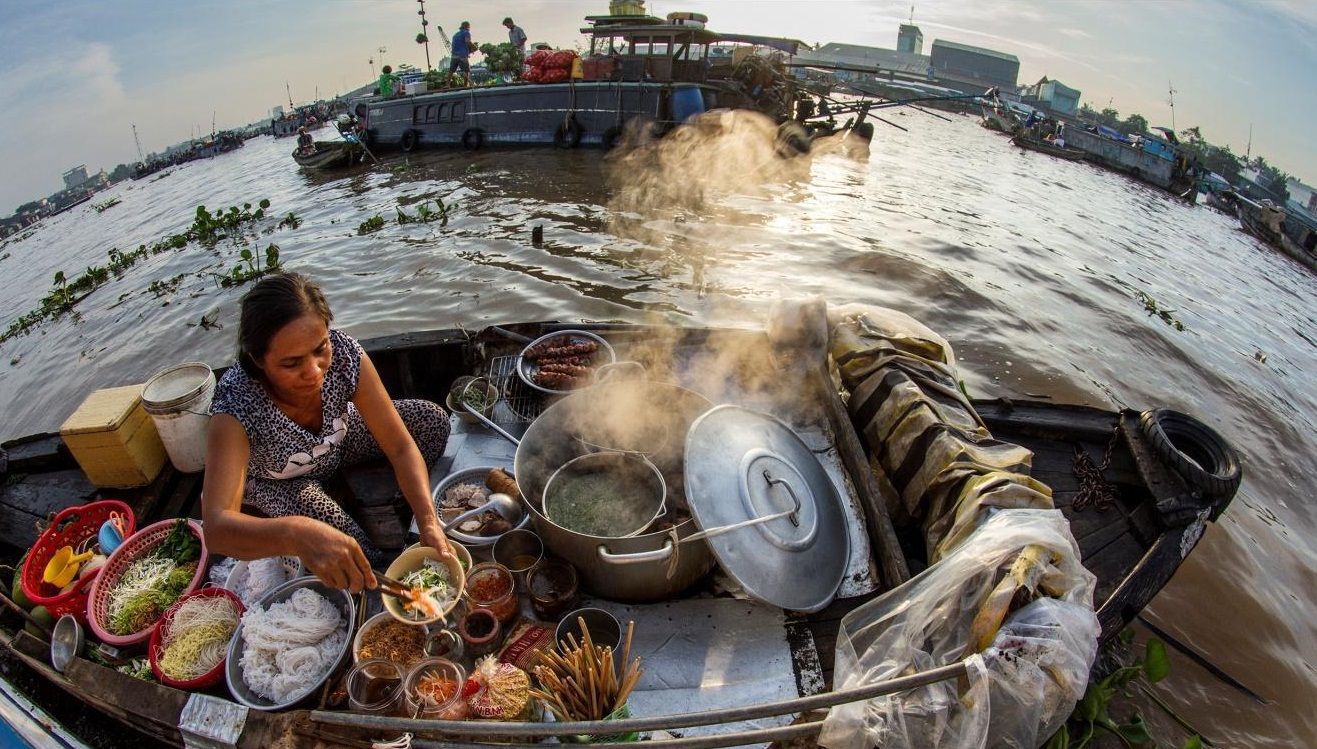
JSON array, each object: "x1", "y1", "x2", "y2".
[{"x1": 818, "y1": 509, "x2": 1098, "y2": 749}]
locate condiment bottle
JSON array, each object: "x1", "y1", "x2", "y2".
[
  {"x1": 458, "y1": 606, "x2": 502, "y2": 660},
  {"x1": 403, "y1": 657, "x2": 470, "y2": 721},
  {"x1": 527, "y1": 558, "x2": 579, "y2": 620},
  {"x1": 346, "y1": 658, "x2": 405, "y2": 716},
  {"x1": 465, "y1": 562, "x2": 518, "y2": 623}
]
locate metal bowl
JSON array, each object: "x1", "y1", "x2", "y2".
[
  {"x1": 431, "y1": 467, "x2": 532, "y2": 547},
  {"x1": 51, "y1": 614, "x2": 84, "y2": 673},
  {"x1": 515, "y1": 330, "x2": 616, "y2": 395},
  {"x1": 225, "y1": 576, "x2": 355, "y2": 711}
]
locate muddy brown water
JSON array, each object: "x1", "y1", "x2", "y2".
[{"x1": 0, "y1": 111, "x2": 1313, "y2": 746}]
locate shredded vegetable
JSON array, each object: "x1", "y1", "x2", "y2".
[
  {"x1": 107, "y1": 557, "x2": 197, "y2": 635},
  {"x1": 158, "y1": 596, "x2": 239, "y2": 681},
  {"x1": 399, "y1": 560, "x2": 455, "y2": 620},
  {"x1": 415, "y1": 674, "x2": 460, "y2": 705}
]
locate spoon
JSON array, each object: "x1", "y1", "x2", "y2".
[{"x1": 443, "y1": 493, "x2": 524, "y2": 532}]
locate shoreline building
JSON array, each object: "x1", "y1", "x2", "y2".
[
  {"x1": 929, "y1": 39, "x2": 1019, "y2": 94},
  {"x1": 1021, "y1": 76, "x2": 1081, "y2": 116},
  {"x1": 897, "y1": 23, "x2": 923, "y2": 55}
]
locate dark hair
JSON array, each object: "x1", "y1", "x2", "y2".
[
  {"x1": 460, "y1": 21, "x2": 470, "y2": 28},
  {"x1": 382, "y1": 64, "x2": 392, "y2": 74},
  {"x1": 503, "y1": 17, "x2": 513, "y2": 25},
  {"x1": 237, "y1": 272, "x2": 333, "y2": 377}
]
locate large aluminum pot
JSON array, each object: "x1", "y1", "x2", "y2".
[{"x1": 514, "y1": 375, "x2": 715, "y2": 602}]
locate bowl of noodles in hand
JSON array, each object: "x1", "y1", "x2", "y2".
[
  {"x1": 225, "y1": 576, "x2": 355, "y2": 711},
  {"x1": 383, "y1": 546, "x2": 465, "y2": 626}
]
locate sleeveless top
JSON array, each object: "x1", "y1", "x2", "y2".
[{"x1": 211, "y1": 328, "x2": 363, "y2": 482}]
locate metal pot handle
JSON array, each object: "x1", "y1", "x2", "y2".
[
  {"x1": 595, "y1": 360, "x2": 646, "y2": 383},
  {"x1": 597, "y1": 539, "x2": 674, "y2": 565}
]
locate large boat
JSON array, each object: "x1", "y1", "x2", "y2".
[
  {"x1": 353, "y1": 11, "x2": 823, "y2": 151},
  {"x1": 0, "y1": 305, "x2": 1241, "y2": 748}
]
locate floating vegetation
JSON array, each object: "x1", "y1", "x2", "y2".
[
  {"x1": 148, "y1": 274, "x2": 185, "y2": 298},
  {"x1": 93, "y1": 197, "x2": 122, "y2": 213},
  {"x1": 0, "y1": 199, "x2": 291, "y2": 344},
  {"x1": 186, "y1": 312, "x2": 223, "y2": 331},
  {"x1": 217, "y1": 244, "x2": 281, "y2": 287},
  {"x1": 396, "y1": 198, "x2": 454, "y2": 226},
  {"x1": 358, "y1": 214, "x2": 386, "y2": 234},
  {"x1": 1135, "y1": 291, "x2": 1185, "y2": 331}
]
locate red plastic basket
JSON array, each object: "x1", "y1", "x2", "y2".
[
  {"x1": 148, "y1": 586, "x2": 244, "y2": 690},
  {"x1": 21, "y1": 500, "x2": 136, "y2": 625},
  {"x1": 86, "y1": 519, "x2": 209, "y2": 647}
]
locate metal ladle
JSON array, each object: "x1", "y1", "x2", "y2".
[
  {"x1": 455, "y1": 377, "x2": 521, "y2": 447},
  {"x1": 443, "y1": 493, "x2": 524, "y2": 532}
]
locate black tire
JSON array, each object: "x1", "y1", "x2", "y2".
[
  {"x1": 461, "y1": 128, "x2": 485, "y2": 151},
  {"x1": 1139, "y1": 408, "x2": 1242, "y2": 501},
  {"x1": 400, "y1": 129, "x2": 419, "y2": 152},
  {"x1": 774, "y1": 121, "x2": 811, "y2": 158},
  {"x1": 601, "y1": 125, "x2": 623, "y2": 151},
  {"x1": 554, "y1": 118, "x2": 582, "y2": 149},
  {"x1": 853, "y1": 121, "x2": 875, "y2": 141},
  {"x1": 1130, "y1": 167, "x2": 1142, "y2": 181}
]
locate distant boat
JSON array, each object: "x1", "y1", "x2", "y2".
[
  {"x1": 291, "y1": 141, "x2": 363, "y2": 170},
  {"x1": 1011, "y1": 133, "x2": 1088, "y2": 161}
]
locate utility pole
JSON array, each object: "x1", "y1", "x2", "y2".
[
  {"x1": 132, "y1": 124, "x2": 144, "y2": 162},
  {"x1": 369, "y1": 55, "x2": 375, "y2": 79},
  {"x1": 1245, "y1": 122, "x2": 1252, "y2": 162},
  {"x1": 1167, "y1": 81, "x2": 1177, "y2": 131},
  {"x1": 417, "y1": 0, "x2": 432, "y2": 70}
]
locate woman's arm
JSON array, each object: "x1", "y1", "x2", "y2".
[
  {"x1": 352, "y1": 352, "x2": 453, "y2": 558},
  {"x1": 201, "y1": 413, "x2": 376, "y2": 591}
]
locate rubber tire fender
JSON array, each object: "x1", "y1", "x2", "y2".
[
  {"x1": 554, "y1": 117, "x2": 582, "y2": 149},
  {"x1": 400, "y1": 129, "x2": 419, "y2": 152},
  {"x1": 601, "y1": 125, "x2": 624, "y2": 151},
  {"x1": 852, "y1": 121, "x2": 875, "y2": 141},
  {"x1": 774, "y1": 121, "x2": 811, "y2": 157},
  {"x1": 1138, "y1": 408, "x2": 1242, "y2": 501},
  {"x1": 462, "y1": 128, "x2": 485, "y2": 151}
]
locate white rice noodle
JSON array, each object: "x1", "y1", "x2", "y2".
[
  {"x1": 239, "y1": 587, "x2": 346, "y2": 703},
  {"x1": 236, "y1": 557, "x2": 291, "y2": 606}
]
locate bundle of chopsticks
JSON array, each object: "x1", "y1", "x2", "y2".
[{"x1": 530, "y1": 618, "x2": 642, "y2": 722}]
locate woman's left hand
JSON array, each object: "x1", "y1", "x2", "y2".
[{"x1": 419, "y1": 519, "x2": 454, "y2": 560}]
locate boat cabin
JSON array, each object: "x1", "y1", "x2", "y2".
[{"x1": 581, "y1": 13, "x2": 719, "y2": 83}]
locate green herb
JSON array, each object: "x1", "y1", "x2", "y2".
[
  {"x1": 156, "y1": 519, "x2": 201, "y2": 564},
  {"x1": 548, "y1": 472, "x2": 654, "y2": 537}
]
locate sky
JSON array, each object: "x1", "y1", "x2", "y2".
[{"x1": 0, "y1": 0, "x2": 1313, "y2": 214}]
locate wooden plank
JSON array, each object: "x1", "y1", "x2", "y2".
[
  {"x1": 0, "y1": 433, "x2": 69, "y2": 473},
  {"x1": 1090, "y1": 534, "x2": 1181, "y2": 640},
  {"x1": 0, "y1": 505, "x2": 45, "y2": 550},
  {"x1": 0, "y1": 469, "x2": 98, "y2": 518}
]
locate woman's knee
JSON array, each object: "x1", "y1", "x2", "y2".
[{"x1": 395, "y1": 399, "x2": 450, "y2": 462}]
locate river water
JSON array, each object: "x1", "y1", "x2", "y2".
[{"x1": 0, "y1": 111, "x2": 1312, "y2": 745}]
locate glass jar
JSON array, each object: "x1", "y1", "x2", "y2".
[
  {"x1": 465, "y1": 562, "x2": 518, "y2": 623},
  {"x1": 404, "y1": 657, "x2": 470, "y2": 720},
  {"x1": 457, "y1": 606, "x2": 501, "y2": 660},
  {"x1": 346, "y1": 658, "x2": 406, "y2": 715},
  {"x1": 527, "y1": 558, "x2": 579, "y2": 620}
]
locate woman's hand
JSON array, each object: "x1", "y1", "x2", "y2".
[
  {"x1": 418, "y1": 518, "x2": 454, "y2": 560},
  {"x1": 295, "y1": 519, "x2": 377, "y2": 592}
]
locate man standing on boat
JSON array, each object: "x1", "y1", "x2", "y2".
[
  {"x1": 377, "y1": 65, "x2": 400, "y2": 97},
  {"x1": 450, "y1": 21, "x2": 475, "y2": 86},
  {"x1": 503, "y1": 17, "x2": 527, "y2": 58}
]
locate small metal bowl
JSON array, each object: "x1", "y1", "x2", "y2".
[{"x1": 51, "y1": 614, "x2": 84, "y2": 673}]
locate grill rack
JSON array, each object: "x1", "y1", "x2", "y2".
[{"x1": 487, "y1": 354, "x2": 547, "y2": 424}]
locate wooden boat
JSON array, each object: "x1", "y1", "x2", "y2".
[
  {"x1": 0, "y1": 319, "x2": 1240, "y2": 747},
  {"x1": 290, "y1": 140, "x2": 363, "y2": 170},
  {"x1": 1238, "y1": 202, "x2": 1317, "y2": 272},
  {"x1": 1011, "y1": 133, "x2": 1089, "y2": 161}
]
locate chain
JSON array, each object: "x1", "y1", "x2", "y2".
[{"x1": 1072, "y1": 424, "x2": 1121, "y2": 512}]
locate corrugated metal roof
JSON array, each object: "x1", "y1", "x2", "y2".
[{"x1": 930, "y1": 39, "x2": 1019, "y2": 64}]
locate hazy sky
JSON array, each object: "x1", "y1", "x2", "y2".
[{"x1": 1, "y1": 0, "x2": 1313, "y2": 214}]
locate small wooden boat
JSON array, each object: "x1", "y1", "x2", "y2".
[
  {"x1": 290, "y1": 141, "x2": 363, "y2": 170},
  {"x1": 1011, "y1": 133, "x2": 1089, "y2": 161},
  {"x1": 0, "y1": 317, "x2": 1240, "y2": 747}
]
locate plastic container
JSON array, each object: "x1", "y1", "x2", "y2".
[
  {"x1": 23, "y1": 500, "x2": 135, "y2": 625},
  {"x1": 86, "y1": 519, "x2": 209, "y2": 647},
  {"x1": 671, "y1": 84, "x2": 705, "y2": 123},
  {"x1": 465, "y1": 562, "x2": 518, "y2": 624},
  {"x1": 347, "y1": 658, "x2": 406, "y2": 715},
  {"x1": 141, "y1": 362, "x2": 216, "y2": 473},
  {"x1": 148, "y1": 587, "x2": 244, "y2": 689},
  {"x1": 60, "y1": 384, "x2": 166, "y2": 488},
  {"x1": 404, "y1": 657, "x2": 470, "y2": 720}
]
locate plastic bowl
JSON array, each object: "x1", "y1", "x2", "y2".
[
  {"x1": 383, "y1": 547, "x2": 466, "y2": 626},
  {"x1": 225, "y1": 576, "x2": 355, "y2": 711},
  {"x1": 431, "y1": 467, "x2": 532, "y2": 548},
  {"x1": 148, "y1": 587, "x2": 244, "y2": 689},
  {"x1": 86, "y1": 519, "x2": 208, "y2": 647}
]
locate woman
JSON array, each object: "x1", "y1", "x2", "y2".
[{"x1": 202, "y1": 273, "x2": 452, "y2": 593}]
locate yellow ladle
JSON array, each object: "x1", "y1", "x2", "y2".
[{"x1": 43, "y1": 546, "x2": 94, "y2": 589}]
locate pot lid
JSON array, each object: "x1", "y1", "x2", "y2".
[{"x1": 684, "y1": 405, "x2": 849, "y2": 612}]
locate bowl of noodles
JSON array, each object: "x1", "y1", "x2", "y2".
[
  {"x1": 148, "y1": 587, "x2": 243, "y2": 689},
  {"x1": 225, "y1": 577, "x2": 355, "y2": 711},
  {"x1": 383, "y1": 546, "x2": 465, "y2": 626}
]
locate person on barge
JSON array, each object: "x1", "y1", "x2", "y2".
[
  {"x1": 201, "y1": 272, "x2": 453, "y2": 593},
  {"x1": 296, "y1": 126, "x2": 314, "y2": 155},
  {"x1": 450, "y1": 22, "x2": 476, "y2": 85}
]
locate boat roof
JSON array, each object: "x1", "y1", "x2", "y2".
[
  {"x1": 714, "y1": 34, "x2": 808, "y2": 54},
  {"x1": 582, "y1": 20, "x2": 720, "y2": 44}
]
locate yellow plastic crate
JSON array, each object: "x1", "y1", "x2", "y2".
[{"x1": 60, "y1": 384, "x2": 167, "y2": 488}]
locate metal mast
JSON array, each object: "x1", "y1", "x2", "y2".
[{"x1": 132, "y1": 124, "x2": 144, "y2": 162}]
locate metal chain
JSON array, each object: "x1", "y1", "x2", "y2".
[{"x1": 1072, "y1": 424, "x2": 1121, "y2": 512}]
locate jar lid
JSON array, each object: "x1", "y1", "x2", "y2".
[{"x1": 683, "y1": 405, "x2": 850, "y2": 612}]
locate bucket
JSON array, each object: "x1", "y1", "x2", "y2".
[
  {"x1": 141, "y1": 362, "x2": 215, "y2": 473},
  {"x1": 671, "y1": 84, "x2": 705, "y2": 123}
]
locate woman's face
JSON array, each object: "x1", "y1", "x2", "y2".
[{"x1": 258, "y1": 313, "x2": 331, "y2": 401}]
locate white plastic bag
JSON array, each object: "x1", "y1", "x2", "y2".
[{"x1": 819, "y1": 509, "x2": 1098, "y2": 749}]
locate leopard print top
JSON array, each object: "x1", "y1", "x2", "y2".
[{"x1": 211, "y1": 328, "x2": 363, "y2": 481}]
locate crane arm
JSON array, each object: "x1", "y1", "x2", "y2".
[{"x1": 433, "y1": 25, "x2": 453, "y2": 56}]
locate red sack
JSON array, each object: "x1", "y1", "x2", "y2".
[
  {"x1": 542, "y1": 68, "x2": 569, "y2": 83},
  {"x1": 525, "y1": 50, "x2": 549, "y2": 68}
]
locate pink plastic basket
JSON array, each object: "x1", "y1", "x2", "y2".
[
  {"x1": 21, "y1": 500, "x2": 136, "y2": 625},
  {"x1": 149, "y1": 586, "x2": 244, "y2": 690},
  {"x1": 86, "y1": 519, "x2": 209, "y2": 647}
]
